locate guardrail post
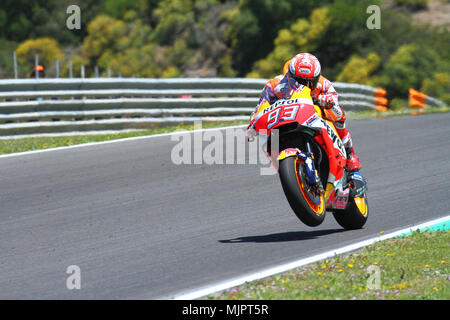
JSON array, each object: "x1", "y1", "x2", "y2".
[
  {"x1": 34, "y1": 54, "x2": 39, "y2": 79},
  {"x1": 56, "y1": 59, "x2": 60, "y2": 78},
  {"x1": 13, "y1": 51, "x2": 18, "y2": 79},
  {"x1": 69, "y1": 60, "x2": 73, "y2": 78}
]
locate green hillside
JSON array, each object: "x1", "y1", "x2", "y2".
[{"x1": 0, "y1": 0, "x2": 448, "y2": 103}]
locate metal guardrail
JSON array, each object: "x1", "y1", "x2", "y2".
[
  {"x1": 425, "y1": 95, "x2": 446, "y2": 108},
  {"x1": 0, "y1": 78, "x2": 383, "y2": 136}
]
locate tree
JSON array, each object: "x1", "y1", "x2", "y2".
[
  {"x1": 0, "y1": 39, "x2": 19, "y2": 78},
  {"x1": 226, "y1": 0, "x2": 331, "y2": 76},
  {"x1": 79, "y1": 0, "x2": 236, "y2": 78},
  {"x1": 151, "y1": 0, "x2": 195, "y2": 45},
  {"x1": 248, "y1": 7, "x2": 331, "y2": 78},
  {"x1": 16, "y1": 37, "x2": 64, "y2": 71},
  {"x1": 337, "y1": 52, "x2": 380, "y2": 85},
  {"x1": 380, "y1": 44, "x2": 445, "y2": 98},
  {"x1": 421, "y1": 72, "x2": 450, "y2": 105},
  {"x1": 81, "y1": 15, "x2": 127, "y2": 63},
  {"x1": 81, "y1": 13, "x2": 156, "y2": 77},
  {"x1": 0, "y1": 0, "x2": 104, "y2": 45},
  {"x1": 313, "y1": 0, "x2": 383, "y2": 79}
]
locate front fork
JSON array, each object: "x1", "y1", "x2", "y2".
[
  {"x1": 299, "y1": 143, "x2": 369, "y2": 203},
  {"x1": 297, "y1": 142, "x2": 324, "y2": 195},
  {"x1": 277, "y1": 142, "x2": 324, "y2": 195}
]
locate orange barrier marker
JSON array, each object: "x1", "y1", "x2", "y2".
[
  {"x1": 409, "y1": 88, "x2": 427, "y2": 109},
  {"x1": 374, "y1": 88, "x2": 388, "y2": 111}
]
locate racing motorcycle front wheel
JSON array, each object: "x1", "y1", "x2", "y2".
[{"x1": 279, "y1": 156, "x2": 326, "y2": 227}]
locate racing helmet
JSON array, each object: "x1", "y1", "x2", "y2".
[{"x1": 288, "y1": 53, "x2": 321, "y2": 89}]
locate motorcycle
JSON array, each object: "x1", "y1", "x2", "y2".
[{"x1": 248, "y1": 85, "x2": 368, "y2": 229}]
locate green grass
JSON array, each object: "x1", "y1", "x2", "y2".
[
  {"x1": 208, "y1": 230, "x2": 450, "y2": 300},
  {"x1": 348, "y1": 105, "x2": 450, "y2": 120},
  {"x1": 0, "y1": 120, "x2": 247, "y2": 155}
]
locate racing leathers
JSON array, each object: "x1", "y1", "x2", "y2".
[{"x1": 251, "y1": 74, "x2": 361, "y2": 171}]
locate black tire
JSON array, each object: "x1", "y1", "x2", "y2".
[
  {"x1": 332, "y1": 193, "x2": 369, "y2": 230},
  {"x1": 279, "y1": 156, "x2": 326, "y2": 227}
]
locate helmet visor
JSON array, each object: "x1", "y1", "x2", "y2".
[{"x1": 289, "y1": 71, "x2": 319, "y2": 89}]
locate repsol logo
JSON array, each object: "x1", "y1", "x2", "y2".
[
  {"x1": 323, "y1": 120, "x2": 346, "y2": 155},
  {"x1": 263, "y1": 99, "x2": 301, "y2": 114}
]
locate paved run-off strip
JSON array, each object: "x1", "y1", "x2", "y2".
[{"x1": 170, "y1": 215, "x2": 450, "y2": 300}]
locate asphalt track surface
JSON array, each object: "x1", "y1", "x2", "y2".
[{"x1": 1, "y1": 112, "x2": 450, "y2": 299}]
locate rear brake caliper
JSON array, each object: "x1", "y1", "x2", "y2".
[{"x1": 346, "y1": 172, "x2": 368, "y2": 198}]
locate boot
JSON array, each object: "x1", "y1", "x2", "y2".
[
  {"x1": 345, "y1": 146, "x2": 361, "y2": 172},
  {"x1": 335, "y1": 125, "x2": 361, "y2": 172}
]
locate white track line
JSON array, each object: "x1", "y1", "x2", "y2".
[
  {"x1": 171, "y1": 215, "x2": 450, "y2": 300},
  {"x1": 0, "y1": 125, "x2": 247, "y2": 159}
]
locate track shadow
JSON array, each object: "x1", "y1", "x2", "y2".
[{"x1": 218, "y1": 228, "x2": 346, "y2": 243}]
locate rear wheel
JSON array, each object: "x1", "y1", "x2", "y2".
[
  {"x1": 279, "y1": 156, "x2": 326, "y2": 227},
  {"x1": 332, "y1": 193, "x2": 369, "y2": 230}
]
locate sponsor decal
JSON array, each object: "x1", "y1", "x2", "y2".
[
  {"x1": 267, "y1": 109, "x2": 281, "y2": 130},
  {"x1": 350, "y1": 172, "x2": 364, "y2": 181},
  {"x1": 306, "y1": 115, "x2": 318, "y2": 126},
  {"x1": 299, "y1": 68, "x2": 311, "y2": 74},
  {"x1": 300, "y1": 59, "x2": 312, "y2": 67},
  {"x1": 262, "y1": 98, "x2": 302, "y2": 114},
  {"x1": 277, "y1": 148, "x2": 301, "y2": 160},
  {"x1": 267, "y1": 105, "x2": 300, "y2": 130},
  {"x1": 330, "y1": 104, "x2": 342, "y2": 117},
  {"x1": 321, "y1": 119, "x2": 346, "y2": 156},
  {"x1": 327, "y1": 189, "x2": 349, "y2": 209},
  {"x1": 333, "y1": 194, "x2": 348, "y2": 209}
]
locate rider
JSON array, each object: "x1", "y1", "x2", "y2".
[{"x1": 250, "y1": 53, "x2": 361, "y2": 172}]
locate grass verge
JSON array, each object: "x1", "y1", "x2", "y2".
[
  {"x1": 350, "y1": 105, "x2": 450, "y2": 120},
  {"x1": 208, "y1": 230, "x2": 449, "y2": 300},
  {"x1": 0, "y1": 120, "x2": 247, "y2": 155}
]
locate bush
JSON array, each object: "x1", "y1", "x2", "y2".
[
  {"x1": 248, "y1": 7, "x2": 331, "y2": 78},
  {"x1": 0, "y1": 39, "x2": 19, "y2": 78},
  {"x1": 336, "y1": 52, "x2": 380, "y2": 85},
  {"x1": 380, "y1": 44, "x2": 445, "y2": 99},
  {"x1": 421, "y1": 72, "x2": 450, "y2": 105},
  {"x1": 16, "y1": 37, "x2": 63, "y2": 72}
]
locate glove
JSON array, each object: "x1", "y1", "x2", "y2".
[{"x1": 316, "y1": 93, "x2": 338, "y2": 109}]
